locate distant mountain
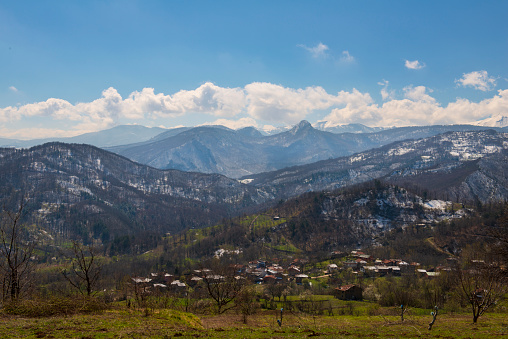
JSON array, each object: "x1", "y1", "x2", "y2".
[
  {"x1": 109, "y1": 121, "x2": 506, "y2": 178},
  {"x1": 0, "y1": 125, "x2": 168, "y2": 148},
  {"x1": 244, "y1": 130, "x2": 508, "y2": 204},
  {"x1": 472, "y1": 114, "x2": 508, "y2": 128},
  {"x1": 0, "y1": 143, "x2": 272, "y2": 247},
  {"x1": 261, "y1": 121, "x2": 384, "y2": 135},
  {"x1": 2, "y1": 131, "x2": 507, "y2": 255},
  {"x1": 313, "y1": 121, "x2": 385, "y2": 133},
  {"x1": 108, "y1": 126, "x2": 271, "y2": 178}
]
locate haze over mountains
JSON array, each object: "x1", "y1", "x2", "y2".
[
  {"x1": 0, "y1": 128, "x2": 507, "y2": 244},
  {"x1": 107, "y1": 121, "x2": 507, "y2": 178},
  {"x1": 0, "y1": 125, "x2": 167, "y2": 148}
]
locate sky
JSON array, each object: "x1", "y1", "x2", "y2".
[{"x1": 1, "y1": 1, "x2": 507, "y2": 139}]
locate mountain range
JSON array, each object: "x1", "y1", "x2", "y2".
[
  {"x1": 243, "y1": 129, "x2": 508, "y2": 204},
  {"x1": 108, "y1": 121, "x2": 508, "y2": 178},
  {"x1": 0, "y1": 143, "x2": 272, "y2": 247},
  {"x1": 2, "y1": 119, "x2": 507, "y2": 180},
  {"x1": 472, "y1": 113, "x2": 508, "y2": 128},
  {"x1": 0, "y1": 125, "x2": 167, "y2": 148},
  {"x1": 1, "y1": 119, "x2": 507, "y2": 251},
  {"x1": 0, "y1": 121, "x2": 385, "y2": 149}
]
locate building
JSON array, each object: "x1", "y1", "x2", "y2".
[
  {"x1": 335, "y1": 284, "x2": 363, "y2": 300},
  {"x1": 295, "y1": 274, "x2": 308, "y2": 285}
]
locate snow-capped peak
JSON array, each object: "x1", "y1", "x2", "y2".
[{"x1": 472, "y1": 114, "x2": 508, "y2": 128}]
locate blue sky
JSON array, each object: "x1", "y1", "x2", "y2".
[{"x1": 1, "y1": 1, "x2": 507, "y2": 138}]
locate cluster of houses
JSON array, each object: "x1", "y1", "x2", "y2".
[
  {"x1": 341, "y1": 250, "x2": 453, "y2": 279},
  {"x1": 130, "y1": 250, "x2": 454, "y2": 301}
]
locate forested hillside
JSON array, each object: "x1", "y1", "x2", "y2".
[
  {"x1": 156, "y1": 181, "x2": 497, "y2": 268},
  {"x1": 0, "y1": 143, "x2": 271, "y2": 253}
]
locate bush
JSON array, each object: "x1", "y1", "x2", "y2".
[
  {"x1": 366, "y1": 303, "x2": 381, "y2": 316},
  {"x1": 2, "y1": 296, "x2": 109, "y2": 317}
]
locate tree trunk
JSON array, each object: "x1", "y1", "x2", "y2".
[{"x1": 10, "y1": 271, "x2": 18, "y2": 301}]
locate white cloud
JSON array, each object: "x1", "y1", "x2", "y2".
[
  {"x1": 322, "y1": 85, "x2": 508, "y2": 127},
  {"x1": 455, "y1": 70, "x2": 497, "y2": 91},
  {"x1": 0, "y1": 126, "x2": 80, "y2": 139},
  {"x1": 378, "y1": 80, "x2": 395, "y2": 101},
  {"x1": 298, "y1": 42, "x2": 329, "y2": 58},
  {"x1": 200, "y1": 117, "x2": 258, "y2": 130},
  {"x1": 340, "y1": 50, "x2": 355, "y2": 63},
  {"x1": 0, "y1": 83, "x2": 247, "y2": 136},
  {"x1": 261, "y1": 124, "x2": 278, "y2": 133},
  {"x1": 2, "y1": 82, "x2": 508, "y2": 139},
  {"x1": 8, "y1": 86, "x2": 18, "y2": 92},
  {"x1": 405, "y1": 60, "x2": 425, "y2": 70},
  {"x1": 121, "y1": 82, "x2": 246, "y2": 118},
  {"x1": 244, "y1": 82, "x2": 362, "y2": 123},
  {"x1": 321, "y1": 90, "x2": 380, "y2": 127},
  {"x1": 444, "y1": 89, "x2": 508, "y2": 123}
]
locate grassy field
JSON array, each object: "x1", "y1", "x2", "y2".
[{"x1": 1, "y1": 308, "x2": 507, "y2": 338}]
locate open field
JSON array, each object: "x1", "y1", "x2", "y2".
[{"x1": 1, "y1": 309, "x2": 507, "y2": 338}]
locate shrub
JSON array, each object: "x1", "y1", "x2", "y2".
[
  {"x1": 2, "y1": 296, "x2": 109, "y2": 317},
  {"x1": 366, "y1": 303, "x2": 381, "y2": 316}
]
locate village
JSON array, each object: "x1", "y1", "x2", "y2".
[{"x1": 130, "y1": 250, "x2": 455, "y2": 302}]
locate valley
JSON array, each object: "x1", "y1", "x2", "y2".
[{"x1": 0, "y1": 124, "x2": 507, "y2": 338}]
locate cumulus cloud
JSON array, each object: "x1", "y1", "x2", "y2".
[
  {"x1": 323, "y1": 85, "x2": 454, "y2": 127},
  {"x1": 8, "y1": 86, "x2": 18, "y2": 92},
  {"x1": 405, "y1": 60, "x2": 425, "y2": 70},
  {"x1": 322, "y1": 85, "x2": 508, "y2": 127},
  {"x1": 456, "y1": 70, "x2": 497, "y2": 91},
  {"x1": 2, "y1": 82, "x2": 508, "y2": 139},
  {"x1": 0, "y1": 83, "x2": 247, "y2": 135},
  {"x1": 298, "y1": 42, "x2": 329, "y2": 58},
  {"x1": 444, "y1": 89, "x2": 508, "y2": 123},
  {"x1": 245, "y1": 82, "x2": 363, "y2": 123},
  {"x1": 121, "y1": 82, "x2": 246, "y2": 118}
]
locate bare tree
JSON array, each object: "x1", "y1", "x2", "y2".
[
  {"x1": 62, "y1": 241, "x2": 102, "y2": 296},
  {"x1": 456, "y1": 260, "x2": 507, "y2": 323},
  {"x1": 236, "y1": 284, "x2": 258, "y2": 324},
  {"x1": 0, "y1": 200, "x2": 35, "y2": 302},
  {"x1": 201, "y1": 260, "x2": 243, "y2": 314},
  {"x1": 486, "y1": 206, "x2": 508, "y2": 270},
  {"x1": 428, "y1": 306, "x2": 439, "y2": 330},
  {"x1": 266, "y1": 282, "x2": 285, "y2": 302}
]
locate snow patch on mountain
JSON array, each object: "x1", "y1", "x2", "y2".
[
  {"x1": 472, "y1": 114, "x2": 508, "y2": 128},
  {"x1": 423, "y1": 200, "x2": 451, "y2": 210}
]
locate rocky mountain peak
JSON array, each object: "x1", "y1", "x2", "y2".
[{"x1": 290, "y1": 120, "x2": 313, "y2": 134}]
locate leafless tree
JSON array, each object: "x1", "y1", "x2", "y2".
[
  {"x1": 201, "y1": 259, "x2": 243, "y2": 314},
  {"x1": 428, "y1": 305, "x2": 439, "y2": 330},
  {"x1": 0, "y1": 200, "x2": 35, "y2": 302},
  {"x1": 266, "y1": 282, "x2": 285, "y2": 301},
  {"x1": 236, "y1": 284, "x2": 258, "y2": 324},
  {"x1": 456, "y1": 260, "x2": 507, "y2": 323},
  {"x1": 486, "y1": 207, "x2": 508, "y2": 270},
  {"x1": 62, "y1": 241, "x2": 102, "y2": 296}
]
